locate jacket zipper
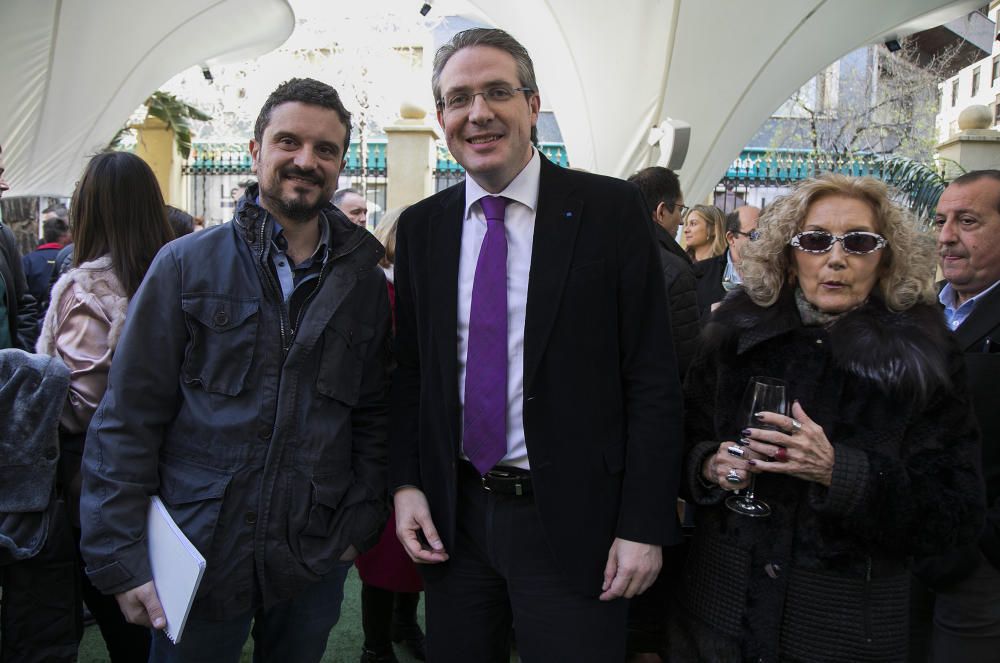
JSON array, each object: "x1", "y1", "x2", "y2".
[{"x1": 257, "y1": 219, "x2": 290, "y2": 353}]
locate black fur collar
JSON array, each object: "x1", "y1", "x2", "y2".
[{"x1": 706, "y1": 288, "x2": 954, "y2": 405}]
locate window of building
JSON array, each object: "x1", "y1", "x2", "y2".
[
  {"x1": 993, "y1": 56, "x2": 1000, "y2": 86},
  {"x1": 952, "y1": 79, "x2": 959, "y2": 107},
  {"x1": 973, "y1": 67, "x2": 981, "y2": 97}
]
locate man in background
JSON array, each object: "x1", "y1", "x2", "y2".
[
  {"x1": 334, "y1": 188, "x2": 369, "y2": 227},
  {"x1": 693, "y1": 204, "x2": 759, "y2": 316},
  {"x1": 23, "y1": 210, "x2": 71, "y2": 318},
  {"x1": 917, "y1": 169, "x2": 1000, "y2": 661}
]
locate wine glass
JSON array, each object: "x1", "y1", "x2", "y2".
[{"x1": 726, "y1": 376, "x2": 788, "y2": 517}]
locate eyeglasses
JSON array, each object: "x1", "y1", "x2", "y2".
[
  {"x1": 732, "y1": 228, "x2": 760, "y2": 241},
  {"x1": 668, "y1": 201, "x2": 690, "y2": 216},
  {"x1": 437, "y1": 86, "x2": 534, "y2": 111},
  {"x1": 789, "y1": 230, "x2": 887, "y2": 255}
]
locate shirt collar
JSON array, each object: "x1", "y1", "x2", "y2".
[
  {"x1": 939, "y1": 278, "x2": 1000, "y2": 313},
  {"x1": 269, "y1": 212, "x2": 331, "y2": 262},
  {"x1": 463, "y1": 148, "x2": 540, "y2": 220}
]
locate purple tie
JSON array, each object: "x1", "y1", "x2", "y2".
[{"x1": 464, "y1": 195, "x2": 509, "y2": 475}]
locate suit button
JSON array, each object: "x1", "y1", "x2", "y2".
[
  {"x1": 259, "y1": 426, "x2": 272, "y2": 440},
  {"x1": 213, "y1": 309, "x2": 229, "y2": 327},
  {"x1": 245, "y1": 512, "x2": 257, "y2": 525}
]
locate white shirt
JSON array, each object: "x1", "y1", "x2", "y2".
[{"x1": 457, "y1": 149, "x2": 540, "y2": 470}]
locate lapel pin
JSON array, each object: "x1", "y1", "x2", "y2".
[{"x1": 565, "y1": 211, "x2": 573, "y2": 218}]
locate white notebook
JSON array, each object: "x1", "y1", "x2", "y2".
[{"x1": 147, "y1": 496, "x2": 207, "y2": 644}]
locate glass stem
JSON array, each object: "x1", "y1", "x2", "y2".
[{"x1": 744, "y1": 474, "x2": 758, "y2": 500}]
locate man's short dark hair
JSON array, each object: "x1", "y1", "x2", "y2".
[
  {"x1": 42, "y1": 217, "x2": 69, "y2": 243},
  {"x1": 166, "y1": 205, "x2": 195, "y2": 238},
  {"x1": 254, "y1": 78, "x2": 352, "y2": 155},
  {"x1": 950, "y1": 169, "x2": 1000, "y2": 213},
  {"x1": 627, "y1": 167, "x2": 681, "y2": 215},
  {"x1": 332, "y1": 188, "x2": 362, "y2": 207}
]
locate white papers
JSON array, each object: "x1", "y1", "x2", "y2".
[{"x1": 147, "y1": 496, "x2": 206, "y2": 644}]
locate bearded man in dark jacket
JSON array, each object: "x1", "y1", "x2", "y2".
[{"x1": 79, "y1": 80, "x2": 391, "y2": 661}]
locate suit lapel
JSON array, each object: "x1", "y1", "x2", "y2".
[
  {"x1": 523, "y1": 158, "x2": 582, "y2": 394},
  {"x1": 429, "y1": 186, "x2": 465, "y2": 447},
  {"x1": 955, "y1": 281, "x2": 1000, "y2": 350}
]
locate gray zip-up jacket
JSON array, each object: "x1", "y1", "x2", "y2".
[{"x1": 80, "y1": 191, "x2": 392, "y2": 619}]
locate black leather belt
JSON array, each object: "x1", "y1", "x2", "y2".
[{"x1": 461, "y1": 461, "x2": 533, "y2": 496}]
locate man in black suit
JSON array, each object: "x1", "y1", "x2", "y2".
[
  {"x1": 922, "y1": 170, "x2": 1000, "y2": 661},
  {"x1": 693, "y1": 204, "x2": 759, "y2": 317},
  {"x1": 389, "y1": 28, "x2": 683, "y2": 662}
]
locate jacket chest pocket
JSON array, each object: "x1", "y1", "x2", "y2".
[
  {"x1": 316, "y1": 317, "x2": 374, "y2": 406},
  {"x1": 181, "y1": 295, "x2": 260, "y2": 396}
]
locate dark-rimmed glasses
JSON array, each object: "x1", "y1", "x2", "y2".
[
  {"x1": 437, "y1": 86, "x2": 534, "y2": 111},
  {"x1": 790, "y1": 230, "x2": 887, "y2": 255},
  {"x1": 732, "y1": 228, "x2": 760, "y2": 241},
  {"x1": 668, "y1": 201, "x2": 690, "y2": 216}
]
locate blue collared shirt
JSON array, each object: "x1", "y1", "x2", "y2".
[
  {"x1": 268, "y1": 214, "x2": 331, "y2": 303},
  {"x1": 939, "y1": 278, "x2": 1000, "y2": 331}
]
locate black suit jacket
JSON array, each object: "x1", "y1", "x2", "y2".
[
  {"x1": 954, "y1": 282, "x2": 1000, "y2": 572},
  {"x1": 389, "y1": 156, "x2": 683, "y2": 596},
  {"x1": 692, "y1": 251, "x2": 727, "y2": 319}
]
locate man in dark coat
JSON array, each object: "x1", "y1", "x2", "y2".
[
  {"x1": 628, "y1": 166, "x2": 699, "y2": 377},
  {"x1": 920, "y1": 169, "x2": 1000, "y2": 661},
  {"x1": 390, "y1": 28, "x2": 683, "y2": 662},
  {"x1": 23, "y1": 213, "x2": 70, "y2": 316},
  {"x1": 78, "y1": 80, "x2": 392, "y2": 661}
]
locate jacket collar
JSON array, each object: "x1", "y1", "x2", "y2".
[{"x1": 234, "y1": 183, "x2": 383, "y2": 266}]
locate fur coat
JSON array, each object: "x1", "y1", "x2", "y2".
[
  {"x1": 674, "y1": 287, "x2": 985, "y2": 663},
  {"x1": 37, "y1": 256, "x2": 128, "y2": 435}
]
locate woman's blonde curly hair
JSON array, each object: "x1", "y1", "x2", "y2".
[{"x1": 740, "y1": 174, "x2": 938, "y2": 311}]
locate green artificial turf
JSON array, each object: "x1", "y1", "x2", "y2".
[{"x1": 77, "y1": 568, "x2": 426, "y2": 663}]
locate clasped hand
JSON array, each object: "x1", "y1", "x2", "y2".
[{"x1": 703, "y1": 401, "x2": 835, "y2": 489}]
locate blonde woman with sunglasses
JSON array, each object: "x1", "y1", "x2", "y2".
[{"x1": 670, "y1": 174, "x2": 985, "y2": 662}]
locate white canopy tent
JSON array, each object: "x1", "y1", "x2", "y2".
[
  {"x1": 0, "y1": 0, "x2": 986, "y2": 200},
  {"x1": 0, "y1": 0, "x2": 294, "y2": 198},
  {"x1": 469, "y1": 0, "x2": 988, "y2": 201}
]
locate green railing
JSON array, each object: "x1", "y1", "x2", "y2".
[{"x1": 183, "y1": 140, "x2": 569, "y2": 175}]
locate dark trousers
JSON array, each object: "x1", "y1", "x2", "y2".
[
  {"x1": 360, "y1": 584, "x2": 420, "y2": 651},
  {"x1": 928, "y1": 553, "x2": 1000, "y2": 662},
  {"x1": 422, "y1": 462, "x2": 628, "y2": 663},
  {"x1": 0, "y1": 497, "x2": 149, "y2": 663}
]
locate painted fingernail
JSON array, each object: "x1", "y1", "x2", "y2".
[
  {"x1": 741, "y1": 428, "x2": 752, "y2": 437},
  {"x1": 748, "y1": 459, "x2": 757, "y2": 466},
  {"x1": 753, "y1": 412, "x2": 765, "y2": 421},
  {"x1": 737, "y1": 437, "x2": 751, "y2": 446}
]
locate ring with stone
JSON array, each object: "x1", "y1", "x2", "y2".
[
  {"x1": 726, "y1": 469, "x2": 742, "y2": 483},
  {"x1": 789, "y1": 418, "x2": 802, "y2": 432},
  {"x1": 774, "y1": 447, "x2": 789, "y2": 462},
  {"x1": 727, "y1": 445, "x2": 745, "y2": 458}
]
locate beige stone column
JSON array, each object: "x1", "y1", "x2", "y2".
[
  {"x1": 384, "y1": 103, "x2": 439, "y2": 211},
  {"x1": 937, "y1": 105, "x2": 1000, "y2": 180},
  {"x1": 133, "y1": 116, "x2": 183, "y2": 205}
]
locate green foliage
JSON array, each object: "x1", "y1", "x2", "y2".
[
  {"x1": 882, "y1": 156, "x2": 962, "y2": 227},
  {"x1": 108, "y1": 91, "x2": 211, "y2": 159}
]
